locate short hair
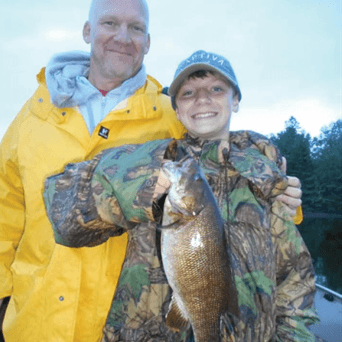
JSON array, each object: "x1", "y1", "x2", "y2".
[
  {"x1": 88, "y1": 0, "x2": 150, "y2": 32},
  {"x1": 171, "y1": 70, "x2": 237, "y2": 110}
]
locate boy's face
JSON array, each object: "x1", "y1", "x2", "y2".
[{"x1": 175, "y1": 73, "x2": 239, "y2": 140}]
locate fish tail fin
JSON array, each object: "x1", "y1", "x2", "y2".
[{"x1": 165, "y1": 296, "x2": 190, "y2": 332}]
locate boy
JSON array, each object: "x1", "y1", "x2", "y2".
[{"x1": 44, "y1": 50, "x2": 317, "y2": 341}]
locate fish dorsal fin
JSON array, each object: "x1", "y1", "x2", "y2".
[{"x1": 166, "y1": 296, "x2": 190, "y2": 332}]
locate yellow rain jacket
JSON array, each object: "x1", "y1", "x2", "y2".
[{"x1": 0, "y1": 68, "x2": 185, "y2": 341}]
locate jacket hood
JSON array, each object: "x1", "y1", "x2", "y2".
[
  {"x1": 45, "y1": 51, "x2": 148, "y2": 112},
  {"x1": 45, "y1": 51, "x2": 92, "y2": 108}
]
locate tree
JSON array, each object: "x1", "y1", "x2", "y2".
[
  {"x1": 270, "y1": 117, "x2": 318, "y2": 211},
  {"x1": 312, "y1": 120, "x2": 342, "y2": 212}
]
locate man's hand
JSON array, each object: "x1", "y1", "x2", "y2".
[{"x1": 276, "y1": 157, "x2": 302, "y2": 217}]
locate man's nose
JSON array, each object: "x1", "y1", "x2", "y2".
[{"x1": 114, "y1": 25, "x2": 131, "y2": 43}]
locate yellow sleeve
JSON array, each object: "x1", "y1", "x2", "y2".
[
  {"x1": 0, "y1": 110, "x2": 27, "y2": 298},
  {"x1": 293, "y1": 206, "x2": 303, "y2": 225}
]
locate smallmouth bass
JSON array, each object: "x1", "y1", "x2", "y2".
[{"x1": 161, "y1": 157, "x2": 239, "y2": 342}]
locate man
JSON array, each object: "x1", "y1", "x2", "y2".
[
  {"x1": 0, "y1": 1, "x2": 301, "y2": 341},
  {"x1": 0, "y1": 1, "x2": 185, "y2": 341}
]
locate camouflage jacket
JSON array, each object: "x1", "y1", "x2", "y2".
[{"x1": 44, "y1": 131, "x2": 319, "y2": 342}]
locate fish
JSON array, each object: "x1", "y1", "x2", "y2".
[{"x1": 160, "y1": 156, "x2": 239, "y2": 342}]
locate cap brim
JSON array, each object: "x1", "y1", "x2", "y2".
[{"x1": 168, "y1": 63, "x2": 233, "y2": 96}]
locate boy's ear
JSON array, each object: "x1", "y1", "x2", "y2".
[
  {"x1": 175, "y1": 107, "x2": 180, "y2": 120},
  {"x1": 232, "y1": 94, "x2": 240, "y2": 113},
  {"x1": 83, "y1": 21, "x2": 91, "y2": 44}
]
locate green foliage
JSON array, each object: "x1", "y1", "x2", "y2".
[
  {"x1": 270, "y1": 117, "x2": 318, "y2": 211},
  {"x1": 270, "y1": 118, "x2": 342, "y2": 293},
  {"x1": 270, "y1": 117, "x2": 342, "y2": 213},
  {"x1": 300, "y1": 218, "x2": 342, "y2": 294},
  {"x1": 311, "y1": 120, "x2": 342, "y2": 212}
]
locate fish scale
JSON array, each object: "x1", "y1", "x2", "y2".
[{"x1": 161, "y1": 157, "x2": 239, "y2": 342}]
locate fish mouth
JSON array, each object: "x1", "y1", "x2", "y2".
[
  {"x1": 191, "y1": 112, "x2": 218, "y2": 120},
  {"x1": 168, "y1": 195, "x2": 205, "y2": 218}
]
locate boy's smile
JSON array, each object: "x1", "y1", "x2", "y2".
[{"x1": 175, "y1": 73, "x2": 240, "y2": 140}]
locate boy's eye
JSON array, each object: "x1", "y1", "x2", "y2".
[
  {"x1": 181, "y1": 90, "x2": 194, "y2": 97},
  {"x1": 212, "y1": 86, "x2": 223, "y2": 92}
]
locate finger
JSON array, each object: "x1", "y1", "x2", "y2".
[
  {"x1": 158, "y1": 169, "x2": 171, "y2": 188},
  {"x1": 153, "y1": 170, "x2": 171, "y2": 199},
  {"x1": 283, "y1": 186, "x2": 302, "y2": 199},
  {"x1": 276, "y1": 193, "x2": 302, "y2": 208},
  {"x1": 280, "y1": 156, "x2": 287, "y2": 174},
  {"x1": 287, "y1": 176, "x2": 301, "y2": 189}
]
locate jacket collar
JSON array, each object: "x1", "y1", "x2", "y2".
[{"x1": 30, "y1": 69, "x2": 164, "y2": 123}]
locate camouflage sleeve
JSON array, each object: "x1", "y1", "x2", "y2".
[
  {"x1": 44, "y1": 152, "x2": 125, "y2": 248},
  {"x1": 271, "y1": 201, "x2": 319, "y2": 342},
  {"x1": 44, "y1": 139, "x2": 172, "y2": 248},
  {"x1": 91, "y1": 139, "x2": 172, "y2": 224}
]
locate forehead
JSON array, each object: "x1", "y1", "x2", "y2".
[
  {"x1": 93, "y1": 0, "x2": 147, "y2": 23},
  {"x1": 179, "y1": 72, "x2": 231, "y2": 89}
]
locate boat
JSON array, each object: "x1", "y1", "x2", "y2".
[{"x1": 311, "y1": 283, "x2": 342, "y2": 342}]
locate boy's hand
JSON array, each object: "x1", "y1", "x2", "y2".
[
  {"x1": 276, "y1": 157, "x2": 302, "y2": 217},
  {"x1": 153, "y1": 166, "x2": 171, "y2": 200}
]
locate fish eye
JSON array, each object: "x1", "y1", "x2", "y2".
[{"x1": 193, "y1": 174, "x2": 202, "y2": 182}]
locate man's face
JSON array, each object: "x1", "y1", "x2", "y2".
[
  {"x1": 175, "y1": 73, "x2": 239, "y2": 140},
  {"x1": 83, "y1": 0, "x2": 150, "y2": 82}
]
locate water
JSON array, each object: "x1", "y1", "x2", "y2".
[{"x1": 298, "y1": 216, "x2": 342, "y2": 295}]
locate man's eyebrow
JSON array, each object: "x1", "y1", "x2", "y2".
[
  {"x1": 99, "y1": 15, "x2": 147, "y2": 29},
  {"x1": 100, "y1": 14, "x2": 146, "y2": 23},
  {"x1": 99, "y1": 14, "x2": 117, "y2": 21}
]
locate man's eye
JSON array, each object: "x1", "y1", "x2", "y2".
[
  {"x1": 130, "y1": 24, "x2": 145, "y2": 33},
  {"x1": 104, "y1": 21, "x2": 115, "y2": 26},
  {"x1": 132, "y1": 26, "x2": 144, "y2": 32}
]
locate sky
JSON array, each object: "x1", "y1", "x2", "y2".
[{"x1": 1, "y1": 0, "x2": 341, "y2": 141}]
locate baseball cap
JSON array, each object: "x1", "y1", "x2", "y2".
[{"x1": 168, "y1": 50, "x2": 241, "y2": 101}]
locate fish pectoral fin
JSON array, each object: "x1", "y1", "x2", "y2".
[{"x1": 165, "y1": 296, "x2": 190, "y2": 332}]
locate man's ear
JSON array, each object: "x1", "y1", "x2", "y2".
[
  {"x1": 83, "y1": 21, "x2": 91, "y2": 44},
  {"x1": 232, "y1": 94, "x2": 239, "y2": 113},
  {"x1": 144, "y1": 34, "x2": 151, "y2": 55}
]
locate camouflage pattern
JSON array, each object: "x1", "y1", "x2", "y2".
[
  {"x1": 44, "y1": 131, "x2": 319, "y2": 341},
  {"x1": 44, "y1": 150, "x2": 127, "y2": 247}
]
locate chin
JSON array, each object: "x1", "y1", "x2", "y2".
[{"x1": 105, "y1": 61, "x2": 133, "y2": 77}]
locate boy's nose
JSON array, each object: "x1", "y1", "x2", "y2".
[{"x1": 195, "y1": 89, "x2": 211, "y2": 103}]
